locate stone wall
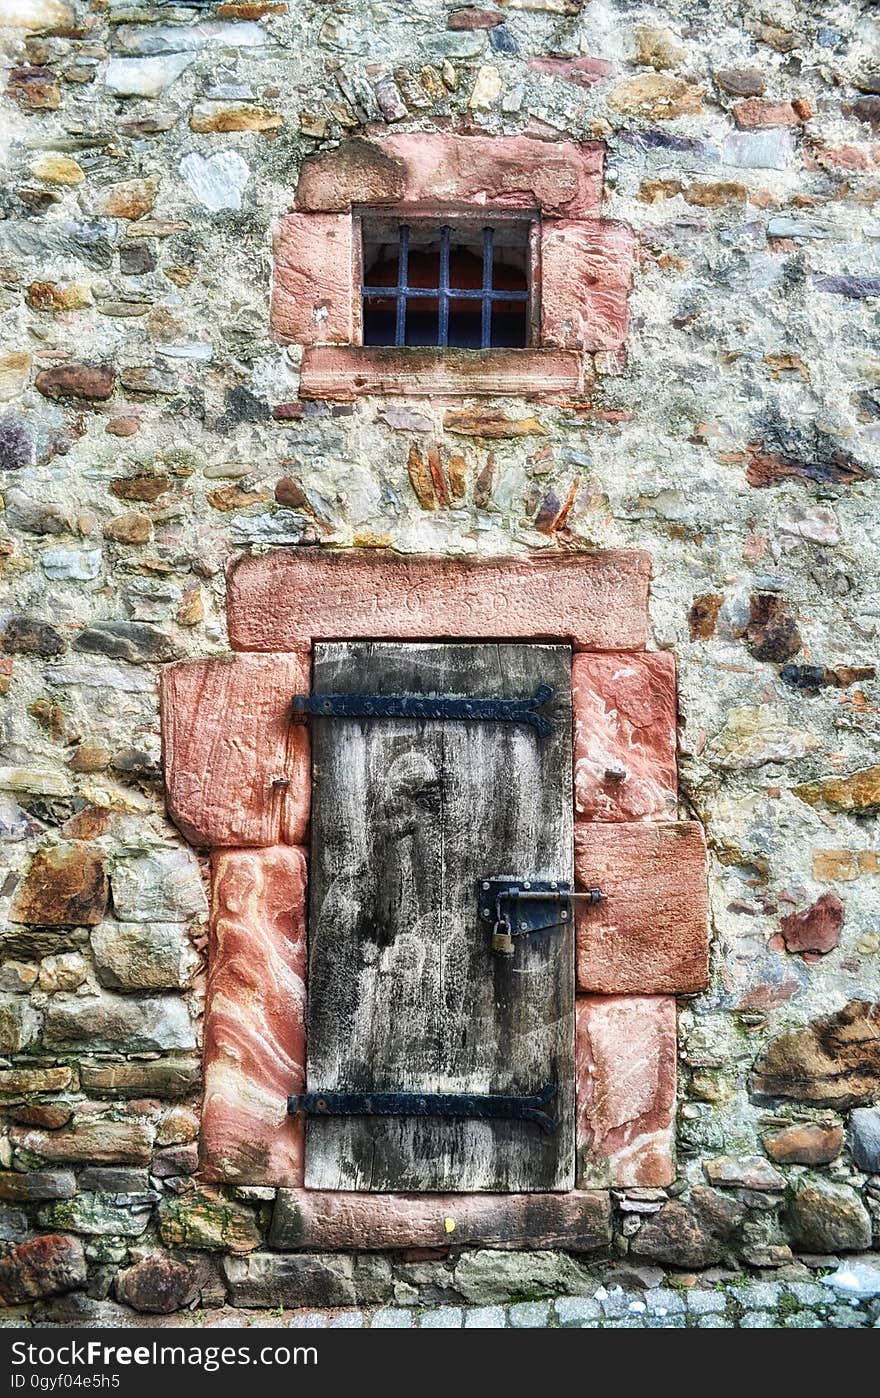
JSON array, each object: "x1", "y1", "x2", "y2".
[{"x1": 0, "y1": 0, "x2": 879, "y2": 1319}]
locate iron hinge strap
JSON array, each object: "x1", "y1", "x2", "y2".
[
  {"x1": 292, "y1": 684, "x2": 555, "y2": 736},
  {"x1": 288, "y1": 1083, "x2": 558, "y2": 1135}
]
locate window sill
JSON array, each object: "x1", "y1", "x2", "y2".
[{"x1": 298, "y1": 346, "x2": 584, "y2": 400}]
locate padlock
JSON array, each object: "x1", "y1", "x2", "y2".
[{"x1": 492, "y1": 920, "x2": 515, "y2": 956}]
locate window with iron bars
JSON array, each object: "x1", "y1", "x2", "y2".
[{"x1": 359, "y1": 215, "x2": 534, "y2": 350}]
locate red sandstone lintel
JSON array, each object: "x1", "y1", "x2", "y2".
[
  {"x1": 294, "y1": 133, "x2": 604, "y2": 218},
  {"x1": 201, "y1": 847, "x2": 307, "y2": 1187},
  {"x1": 576, "y1": 821, "x2": 709, "y2": 994},
  {"x1": 298, "y1": 346, "x2": 583, "y2": 399},
  {"x1": 271, "y1": 213, "x2": 353, "y2": 346},
  {"x1": 268, "y1": 1188, "x2": 612, "y2": 1251},
  {"x1": 576, "y1": 995, "x2": 676, "y2": 1188},
  {"x1": 541, "y1": 220, "x2": 636, "y2": 353},
  {"x1": 573, "y1": 651, "x2": 678, "y2": 822},
  {"x1": 226, "y1": 549, "x2": 651, "y2": 653},
  {"x1": 160, "y1": 653, "x2": 310, "y2": 849}
]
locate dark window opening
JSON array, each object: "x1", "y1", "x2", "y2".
[{"x1": 361, "y1": 218, "x2": 532, "y2": 350}]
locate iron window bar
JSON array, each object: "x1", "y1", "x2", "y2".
[{"x1": 362, "y1": 223, "x2": 530, "y2": 350}]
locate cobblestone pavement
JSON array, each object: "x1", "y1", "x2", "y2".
[{"x1": 13, "y1": 1277, "x2": 880, "y2": 1330}]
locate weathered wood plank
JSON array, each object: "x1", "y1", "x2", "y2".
[
  {"x1": 305, "y1": 641, "x2": 574, "y2": 1191},
  {"x1": 269, "y1": 1188, "x2": 611, "y2": 1252},
  {"x1": 227, "y1": 549, "x2": 651, "y2": 653}
]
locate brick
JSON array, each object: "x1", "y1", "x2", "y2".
[
  {"x1": 541, "y1": 220, "x2": 635, "y2": 353},
  {"x1": 575, "y1": 821, "x2": 709, "y2": 993},
  {"x1": 298, "y1": 346, "x2": 583, "y2": 399},
  {"x1": 227, "y1": 549, "x2": 650, "y2": 653},
  {"x1": 269, "y1": 1189, "x2": 613, "y2": 1251},
  {"x1": 295, "y1": 133, "x2": 603, "y2": 217},
  {"x1": 161, "y1": 653, "x2": 310, "y2": 849},
  {"x1": 271, "y1": 213, "x2": 353, "y2": 346},
  {"x1": 572, "y1": 652, "x2": 677, "y2": 822},
  {"x1": 576, "y1": 996, "x2": 676, "y2": 1187},
  {"x1": 201, "y1": 847, "x2": 307, "y2": 1186}
]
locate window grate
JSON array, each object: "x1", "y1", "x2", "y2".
[{"x1": 362, "y1": 224, "x2": 530, "y2": 350}]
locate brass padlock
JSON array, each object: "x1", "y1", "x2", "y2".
[{"x1": 492, "y1": 919, "x2": 515, "y2": 956}]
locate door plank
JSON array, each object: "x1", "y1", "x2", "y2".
[{"x1": 305, "y1": 642, "x2": 573, "y2": 1191}]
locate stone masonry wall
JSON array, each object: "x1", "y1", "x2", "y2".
[{"x1": 0, "y1": 0, "x2": 879, "y2": 1319}]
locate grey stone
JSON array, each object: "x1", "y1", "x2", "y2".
[
  {"x1": 699, "y1": 1315, "x2": 734, "y2": 1328},
  {"x1": 453, "y1": 1250, "x2": 592, "y2": 1304},
  {"x1": 783, "y1": 1312, "x2": 825, "y2": 1328},
  {"x1": 230, "y1": 509, "x2": 309, "y2": 546},
  {"x1": 224, "y1": 1254, "x2": 357, "y2": 1309},
  {"x1": 78, "y1": 1169, "x2": 150, "y2": 1194},
  {"x1": 686, "y1": 1289, "x2": 727, "y2": 1314},
  {"x1": 180, "y1": 151, "x2": 250, "y2": 213},
  {"x1": 0, "y1": 220, "x2": 119, "y2": 270},
  {"x1": 0, "y1": 1171, "x2": 77, "y2": 1203},
  {"x1": 786, "y1": 1281, "x2": 828, "y2": 1305},
  {"x1": 371, "y1": 1308, "x2": 414, "y2": 1328},
  {"x1": 850, "y1": 1108, "x2": 880, "y2": 1173},
  {"x1": 555, "y1": 1296, "x2": 602, "y2": 1325},
  {"x1": 722, "y1": 130, "x2": 796, "y2": 169},
  {"x1": 112, "y1": 21, "x2": 266, "y2": 56},
  {"x1": 37, "y1": 1193, "x2": 154, "y2": 1238},
  {"x1": 3, "y1": 489, "x2": 76, "y2": 537},
  {"x1": 105, "y1": 55, "x2": 195, "y2": 97},
  {"x1": 0, "y1": 1207, "x2": 28, "y2": 1243},
  {"x1": 739, "y1": 1311, "x2": 776, "y2": 1328},
  {"x1": 822, "y1": 1259, "x2": 880, "y2": 1298},
  {"x1": 0, "y1": 995, "x2": 40, "y2": 1053},
  {"x1": 786, "y1": 1178, "x2": 872, "y2": 1254},
  {"x1": 43, "y1": 991, "x2": 196, "y2": 1052},
  {"x1": 419, "y1": 1307, "x2": 463, "y2": 1328},
  {"x1": 328, "y1": 1311, "x2": 364, "y2": 1328},
  {"x1": 731, "y1": 1281, "x2": 781, "y2": 1309},
  {"x1": 644, "y1": 1287, "x2": 686, "y2": 1314},
  {"x1": 74, "y1": 622, "x2": 180, "y2": 666},
  {"x1": 508, "y1": 1300, "x2": 551, "y2": 1327},
  {"x1": 40, "y1": 550, "x2": 102, "y2": 583},
  {"x1": 464, "y1": 1305, "x2": 506, "y2": 1328},
  {"x1": 45, "y1": 663, "x2": 154, "y2": 693},
  {"x1": 110, "y1": 850, "x2": 208, "y2": 923},
  {"x1": 91, "y1": 922, "x2": 199, "y2": 992}
]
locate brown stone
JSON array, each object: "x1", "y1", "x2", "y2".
[
  {"x1": 813, "y1": 850, "x2": 879, "y2": 882},
  {"x1": 786, "y1": 1179, "x2": 872, "y2": 1253},
  {"x1": 35, "y1": 364, "x2": 115, "y2": 402},
  {"x1": 745, "y1": 447, "x2": 870, "y2": 488},
  {"x1": 751, "y1": 1000, "x2": 880, "y2": 1107},
  {"x1": 575, "y1": 822, "x2": 708, "y2": 994},
  {"x1": 8, "y1": 67, "x2": 60, "y2": 111},
  {"x1": 634, "y1": 24, "x2": 686, "y2": 71},
  {"x1": 444, "y1": 409, "x2": 546, "y2": 439},
  {"x1": 103, "y1": 511, "x2": 152, "y2": 545},
  {"x1": 762, "y1": 1122, "x2": 844, "y2": 1165},
  {"x1": 0, "y1": 1171, "x2": 77, "y2": 1202},
  {"x1": 780, "y1": 892, "x2": 844, "y2": 955},
  {"x1": 608, "y1": 74, "x2": 704, "y2": 120},
  {"x1": 576, "y1": 996, "x2": 676, "y2": 1187},
  {"x1": 688, "y1": 593, "x2": 723, "y2": 639},
  {"x1": 110, "y1": 473, "x2": 170, "y2": 503},
  {"x1": 158, "y1": 1189, "x2": 262, "y2": 1253},
  {"x1": 10, "y1": 844, "x2": 108, "y2": 927},
  {"x1": 227, "y1": 549, "x2": 651, "y2": 654},
  {"x1": 295, "y1": 133, "x2": 602, "y2": 217},
  {"x1": 703, "y1": 1154, "x2": 785, "y2": 1189},
  {"x1": 795, "y1": 767, "x2": 880, "y2": 815},
  {"x1": 407, "y1": 443, "x2": 436, "y2": 508},
  {"x1": 201, "y1": 848, "x2": 306, "y2": 1186},
  {"x1": 528, "y1": 56, "x2": 616, "y2": 88},
  {"x1": 684, "y1": 182, "x2": 747, "y2": 207},
  {"x1": 734, "y1": 99, "x2": 804, "y2": 128},
  {"x1": 630, "y1": 1187, "x2": 744, "y2": 1268},
  {"x1": 2, "y1": 616, "x2": 66, "y2": 657},
  {"x1": 745, "y1": 593, "x2": 801, "y2": 662},
  {"x1": 190, "y1": 103, "x2": 282, "y2": 133},
  {"x1": 715, "y1": 67, "x2": 766, "y2": 97},
  {"x1": 93, "y1": 178, "x2": 158, "y2": 220},
  {"x1": 0, "y1": 1234, "x2": 86, "y2": 1304},
  {"x1": 572, "y1": 652, "x2": 677, "y2": 822},
  {"x1": 26, "y1": 281, "x2": 91, "y2": 312},
  {"x1": 161, "y1": 653, "x2": 310, "y2": 848},
  {"x1": 10, "y1": 1119, "x2": 155, "y2": 1165},
  {"x1": 115, "y1": 1251, "x2": 202, "y2": 1313},
  {"x1": 447, "y1": 8, "x2": 504, "y2": 28},
  {"x1": 0, "y1": 1066, "x2": 72, "y2": 1096},
  {"x1": 69, "y1": 742, "x2": 110, "y2": 774},
  {"x1": 80, "y1": 1057, "x2": 200, "y2": 1100},
  {"x1": 269, "y1": 1189, "x2": 612, "y2": 1251}
]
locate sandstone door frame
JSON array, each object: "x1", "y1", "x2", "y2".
[{"x1": 160, "y1": 549, "x2": 708, "y2": 1206}]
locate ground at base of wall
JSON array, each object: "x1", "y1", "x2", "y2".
[{"x1": 11, "y1": 1268, "x2": 880, "y2": 1332}]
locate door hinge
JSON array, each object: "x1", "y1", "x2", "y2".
[
  {"x1": 288, "y1": 1083, "x2": 557, "y2": 1135},
  {"x1": 292, "y1": 684, "x2": 555, "y2": 736},
  {"x1": 478, "y1": 877, "x2": 603, "y2": 955}
]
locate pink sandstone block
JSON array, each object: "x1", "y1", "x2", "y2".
[
  {"x1": 226, "y1": 549, "x2": 651, "y2": 653},
  {"x1": 541, "y1": 220, "x2": 636, "y2": 352},
  {"x1": 298, "y1": 345, "x2": 583, "y2": 399},
  {"x1": 576, "y1": 821, "x2": 709, "y2": 994},
  {"x1": 294, "y1": 133, "x2": 604, "y2": 217},
  {"x1": 269, "y1": 1189, "x2": 612, "y2": 1251},
  {"x1": 201, "y1": 847, "x2": 307, "y2": 1186},
  {"x1": 573, "y1": 651, "x2": 677, "y2": 822},
  {"x1": 576, "y1": 996, "x2": 676, "y2": 1187},
  {"x1": 271, "y1": 213, "x2": 353, "y2": 346},
  {"x1": 161, "y1": 653, "x2": 310, "y2": 849}
]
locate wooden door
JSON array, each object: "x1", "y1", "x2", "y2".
[{"x1": 305, "y1": 641, "x2": 574, "y2": 1192}]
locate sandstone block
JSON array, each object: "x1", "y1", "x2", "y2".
[
  {"x1": 115, "y1": 1251, "x2": 203, "y2": 1314},
  {"x1": 227, "y1": 549, "x2": 651, "y2": 653},
  {"x1": 223, "y1": 1252, "x2": 357, "y2": 1308},
  {"x1": 541, "y1": 220, "x2": 635, "y2": 352},
  {"x1": 79, "y1": 1056, "x2": 200, "y2": 1100},
  {"x1": 575, "y1": 821, "x2": 709, "y2": 993},
  {"x1": 161, "y1": 653, "x2": 310, "y2": 848},
  {"x1": 0, "y1": 1170, "x2": 77, "y2": 1202},
  {"x1": 780, "y1": 892, "x2": 844, "y2": 955},
  {"x1": 576, "y1": 996, "x2": 676, "y2": 1187},
  {"x1": 572, "y1": 651, "x2": 677, "y2": 822},
  {"x1": 34, "y1": 364, "x2": 115, "y2": 402},
  {"x1": 271, "y1": 213, "x2": 353, "y2": 345},
  {"x1": 201, "y1": 847, "x2": 306, "y2": 1186}
]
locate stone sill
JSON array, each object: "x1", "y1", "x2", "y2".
[{"x1": 298, "y1": 346, "x2": 585, "y2": 399}]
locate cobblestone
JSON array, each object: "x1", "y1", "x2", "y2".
[
  {"x1": 555, "y1": 1296, "x2": 603, "y2": 1326},
  {"x1": 464, "y1": 1306, "x2": 506, "y2": 1328},
  {"x1": 508, "y1": 1301, "x2": 551, "y2": 1327},
  {"x1": 418, "y1": 1307, "x2": 463, "y2": 1329},
  {"x1": 371, "y1": 1308, "x2": 414, "y2": 1328}
]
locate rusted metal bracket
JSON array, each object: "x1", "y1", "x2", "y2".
[
  {"x1": 288, "y1": 1082, "x2": 558, "y2": 1135},
  {"x1": 291, "y1": 684, "x2": 555, "y2": 736}
]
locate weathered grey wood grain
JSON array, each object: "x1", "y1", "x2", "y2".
[{"x1": 305, "y1": 642, "x2": 573, "y2": 1191}]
